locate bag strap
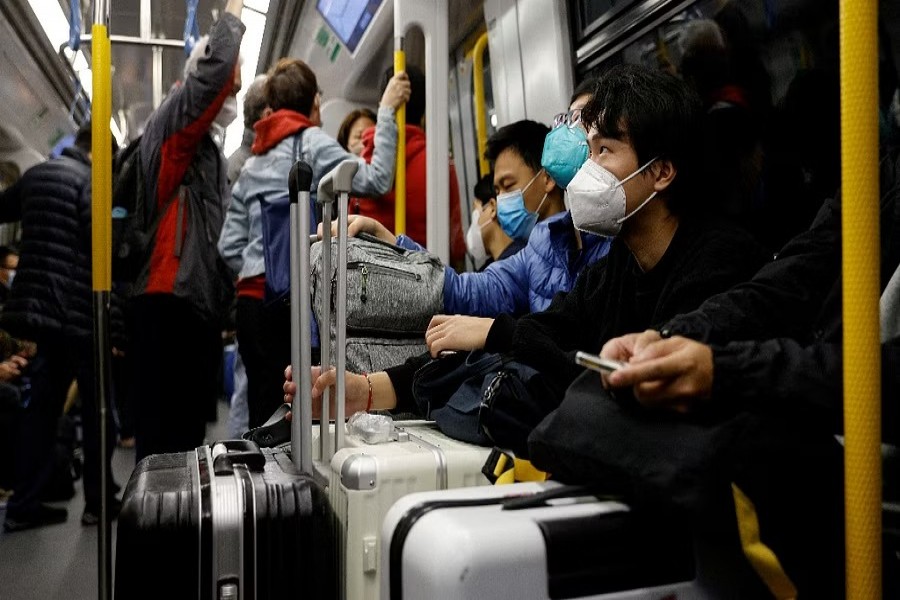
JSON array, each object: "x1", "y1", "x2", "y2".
[
  {"x1": 732, "y1": 483, "x2": 798, "y2": 599},
  {"x1": 292, "y1": 129, "x2": 305, "y2": 163},
  {"x1": 482, "y1": 447, "x2": 551, "y2": 485}
]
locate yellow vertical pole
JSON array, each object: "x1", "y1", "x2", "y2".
[
  {"x1": 90, "y1": 1, "x2": 113, "y2": 598},
  {"x1": 394, "y1": 37, "x2": 407, "y2": 235},
  {"x1": 92, "y1": 27, "x2": 112, "y2": 293},
  {"x1": 840, "y1": 0, "x2": 882, "y2": 597},
  {"x1": 471, "y1": 32, "x2": 490, "y2": 178}
]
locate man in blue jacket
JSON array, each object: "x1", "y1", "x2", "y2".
[{"x1": 338, "y1": 118, "x2": 611, "y2": 319}]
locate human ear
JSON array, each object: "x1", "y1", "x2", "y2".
[
  {"x1": 541, "y1": 169, "x2": 558, "y2": 194},
  {"x1": 652, "y1": 159, "x2": 677, "y2": 192},
  {"x1": 483, "y1": 198, "x2": 498, "y2": 221}
]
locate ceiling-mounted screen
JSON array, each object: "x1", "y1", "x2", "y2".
[{"x1": 317, "y1": 0, "x2": 383, "y2": 53}]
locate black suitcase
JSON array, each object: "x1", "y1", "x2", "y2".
[
  {"x1": 115, "y1": 161, "x2": 337, "y2": 599},
  {"x1": 115, "y1": 442, "x2": 335, "y2": 599}
]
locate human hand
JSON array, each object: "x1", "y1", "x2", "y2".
[
  {"x1": 599, "y1": 330, "x2": 663, "y2": 363},
  {"x1": 606, "y1": 336, "x2": 713, "y2": 413},
  {"x1": 316, "y1": 215, "x2": 397, "y2": 244},
  {"x1": 0, "y1": 357, "x2": 25, "y2": 382},
  {"x1": 310, "y1": 367, "x2": 370, "y2": 418},
  {"x1": 283, "y1": 364, "x2": 296, "y2": 405},
  {"x1": 225, "y1": 0, "x2": 244, "y2": 18},
  {"x1": 380, "y1": 71, "x2": 411, "y2": 110},
  {"x1": 425, "y1": 315, "x2": 494, "y2": 358}
]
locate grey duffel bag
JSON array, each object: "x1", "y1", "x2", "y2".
[{"x1": 310, "y1": 233, "x2": 444, "y2": 373}]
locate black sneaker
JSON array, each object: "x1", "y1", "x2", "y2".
[
  {"x1": 81, "y1": 497, "x2": 122, "y2": 526},
  {"x1": 3, "y1": 504, "x2": 69, "y2": 533}
]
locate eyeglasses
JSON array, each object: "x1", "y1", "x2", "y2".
[{"x1": 553, "y1": 108, "x2": 582, "y2": 129}]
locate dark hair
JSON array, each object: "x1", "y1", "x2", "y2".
[
  {"x1": 265, "y1": 58, "x2": 318, "y2": 116},
  {"x1": 243, "y1": 74, "x2": 269, "y2": 129},
  {"x1": 570, "y1": 77, "x2": 597, "y2": 105},
  {"x1": 381, "y1": 65, "x2": 426, "y2": 125},
  {"x1": 484, "y1": 120, "x2": 550, "y2": 174},
  {"x1": 581, "y1": 64, "x2": 703, "y2": 212},
  {"x1": 74, "y1": 120, "x2": 119, "y2": 155},
  {"x1": 336, "y1": 108, "x2": 377, "y2": 150},
  {"x1": 473, "y1": 173, "x2": 495, "y2": 203}
]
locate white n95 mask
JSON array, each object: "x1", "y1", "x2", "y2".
[{"x1": 566, "y1": 158, "x2": 658, "y2": 236}]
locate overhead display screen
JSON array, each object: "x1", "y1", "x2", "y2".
[{"x1": 317, "y1": 0, "x2": 383, "y2": 53}]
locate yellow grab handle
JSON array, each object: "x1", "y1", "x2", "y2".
[{"x1": 394, "y1": 40, "x2": 406, "y2": 236}]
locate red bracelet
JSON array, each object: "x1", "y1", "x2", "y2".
[{"x1": 363, "y1": 373, "x2": 374, "y2": 411}]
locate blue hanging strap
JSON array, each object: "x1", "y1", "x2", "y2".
[
  {"x1": 184, "y1": 0, "x2": 201, "y2": 56},
  {"x1": 69, "y1": 0, "x2": 82, "y2": 51}
]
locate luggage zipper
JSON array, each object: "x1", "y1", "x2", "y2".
[{"x1": 350, "y1": 262, "x2": 421, "y2": 304}]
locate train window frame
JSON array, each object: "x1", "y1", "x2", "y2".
[{"x1": 569, "y1": 0, "x2": 644, "y2": 44}]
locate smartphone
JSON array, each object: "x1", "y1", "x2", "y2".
[{"x1": 575, "y1": 351, "x2": 627, "y2": 373}]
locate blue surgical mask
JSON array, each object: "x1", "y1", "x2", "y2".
[
  {"x1": 541, "y1": 124, "x2": 588, "y2": 188},
  {"x1": 496, "y1": 170, "x2": 547, "y2": 240}
]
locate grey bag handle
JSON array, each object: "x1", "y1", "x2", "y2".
[
  {"x1": 317, "y1": 160, "x2": 359, "y2": 461},
  {"x1": 289, "y1": 160, "x2": 314, "y2": 472}
]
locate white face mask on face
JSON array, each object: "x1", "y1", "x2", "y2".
[
  {"x1": 566, "y1": 157, "x2": 658, "y2": 237},
  {"x1": 214, "y1": 95, "x2": 238, "y2": 128},
  {"x1": 465, "y1": 208, "x2": 491, "y2": 269}
]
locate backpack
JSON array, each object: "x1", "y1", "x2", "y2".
[
  {"x1": 258, "y1": 130, "x2": 317, "y2": 305},
  {"x1": 111, "y1": 136, "x2": 150, "y2": 284},
  {"x1": 310, "y1": 233, "x2": 445, "y2": 372}
]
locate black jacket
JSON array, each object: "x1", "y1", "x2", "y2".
[
  {"x1": 0, "y1": 147, "x2": 96, "y2": 341},
  {"x1": 664, "y1": 165, "x2": 900, "y2": 443},
  {"x1": 484, "y1": 217, "x2": 769, "y2": 400}
]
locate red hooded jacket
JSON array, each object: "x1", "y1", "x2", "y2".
[{"x1": 355, "y1": 124, "x2": 465, "y2": 267}]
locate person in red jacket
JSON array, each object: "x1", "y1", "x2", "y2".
[{"x1": 354, "y1": 66, "x2": 466, "y2": 269}]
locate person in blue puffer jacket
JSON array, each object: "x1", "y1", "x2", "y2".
[
  {"x1": 338, "y1": 114, "x2": 610, "y2": 319},
  {"x1": 298, "y1": 100, "x2": 612, "y2": 416}
]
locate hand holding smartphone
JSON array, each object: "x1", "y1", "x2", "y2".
[{"x1": 575, "y1": 351, "x2": 627, "y2": 374}]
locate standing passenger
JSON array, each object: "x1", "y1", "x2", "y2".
[
  {"x1": 227, "y1": 73, "x2": 269, "y2": 186},
  {"x1": 0, "y1": 121, "x2": 120, "y2": 530},
  {"x1": 219, "y1": 57, "x2": 409, "y2": 427},
  {"x1": 130, "y1": 0, "x2": 246, "y2": 460},
  {"x1": 354, "y1": 66, "x2": 466, "y2": 268},
  {"x1": 337, "y1": 108, "x2": 376, "y2": 156}
]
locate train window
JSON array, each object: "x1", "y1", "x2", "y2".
[
  {"x1": 316, "y1": 0, "x2": 383, "y2": 54},
  {"x1": 571, "y1": 0, "x2": 643, "y2": 43},
  {"x1": 576, "y1": 0, "x2": 842, "y2": 252}
]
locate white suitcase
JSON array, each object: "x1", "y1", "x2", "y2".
[
  {"x1": 380, "y1": 482, "x2": 750, "y2": 600},
  {"x1": 293, "y1": 162, "x2": 492, "y2": 600}
]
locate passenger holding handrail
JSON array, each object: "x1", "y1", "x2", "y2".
[
  {"x1": 352, "y1": 66, "x2": 466, "y2": 269},
  {"x1": 130, "y1": 0, "x2": 247, "y2": 461}
]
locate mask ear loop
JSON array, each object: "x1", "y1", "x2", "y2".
[{"x1": 614, "y1": 157, "x2": 659, "y2": 224}]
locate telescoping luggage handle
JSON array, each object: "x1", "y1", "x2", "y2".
[
  {"x1": 317, "y1": 160, "x2": 357, "y2": 464},
  {"x1": 289, "y1": 159, "x2": 358, "y2": 471},
  {"x1": 289, "y1": 160, "x2": 314, "y2": 472}
]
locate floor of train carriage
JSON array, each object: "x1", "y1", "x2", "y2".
[{"x1": 0, "y1": 399, "x2": 231, "y2": 600}]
